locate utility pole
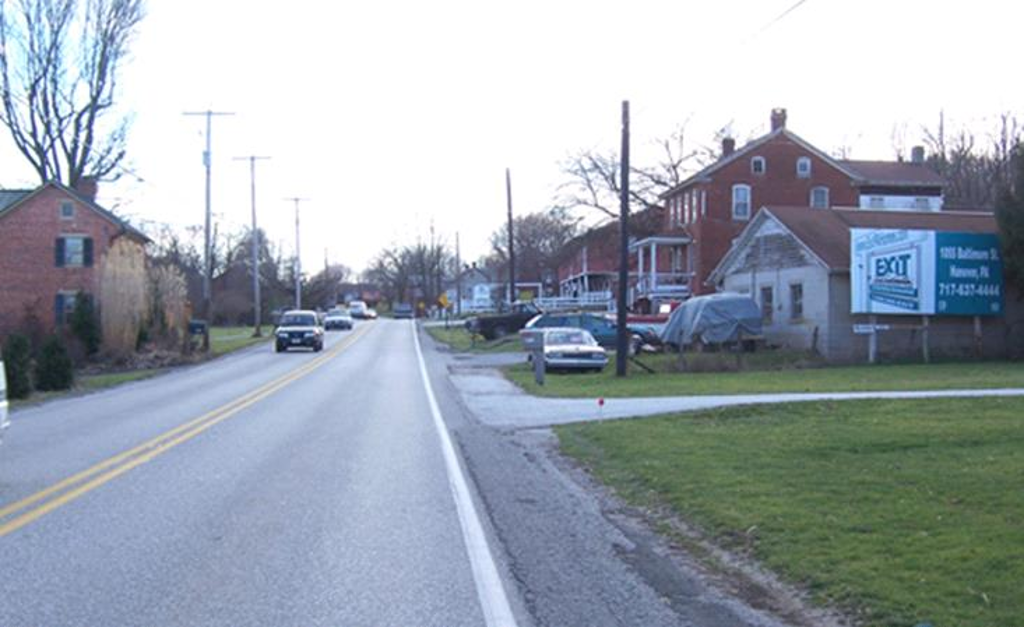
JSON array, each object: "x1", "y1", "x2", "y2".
[
  {"x1": 183, "y1": 109, "x2": 234, "y2": 350},
  {"x1": 285, "y1": 197, "x2": 309, "y2": 309},
  {"x1": 233, "y1": 155, "x2": 270, "y2": 337},
  {"x1": 616, "y1": 100, "x2": 631, "y2": 377},
  {"x1": 455, "y1": 231, "x2": 462, "y2": 317},
  {"x1": 506, "y1": 167, "x2": 516, "y2": 306}
]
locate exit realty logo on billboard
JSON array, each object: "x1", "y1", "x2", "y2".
[{"x1": 851, "y1": 228, "x2": 1003, "y2": 316}]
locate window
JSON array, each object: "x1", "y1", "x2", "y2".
[
  {"x1": 796, "y1": 156, "x2": 811, "y2": 178},
  {"x1": 869, "y1": 196, "x2": 885, "y2": 209},
  {"x1": 731, "y1": 184, "x2": 751, "y2": 220},
  {"x1": 810, "y1": 186, "x2": 830, "y2": 208},
  {"x1": 789, "y1": 283, "x2": 803, "y2": 321},
  {"x1": 751, "y1": 156, "x2": 766, "y2": 175},
  {"x1": 700, "y1": 190, "x2": 707, "y2": 217},
  {"x1": 60, "y1": 201, "x2": 75, "y2": 219},
  {"x1": 683, "y1": 192, "x2": 690, "y2": 224},
  {"x1": 54, "y1": 291, "x2": 81, "y2": 326},
  {"x1": 760, "y1": 286, "x2": 774, "y2": 324},
  {"x1": 55, "y1": 236, "x2": 93, "y2": 267},
  {"x1": 913, "y1": 196, "x2": 931, "y2": 210}
]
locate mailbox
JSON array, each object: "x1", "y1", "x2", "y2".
[
  {"x1": 188, "y1": 319, "x2": 208, "y2": 336},
  {"x1": 519, "y1": 328, "x2": 546, "y2": 385}
]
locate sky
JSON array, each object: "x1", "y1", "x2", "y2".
[{"x1": 1, "y1": 0, "x2": 1022, "y2": 275}]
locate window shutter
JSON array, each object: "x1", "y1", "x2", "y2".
[
  {"x1": 84, "y1": 238, "x2": 94, "y2": 267},
  {"x1": 55, "y1": 238, "x2": 65, "y2": 267},
  {"x1": 55, "y1": 293, "x2": 65, "y2": 326}
]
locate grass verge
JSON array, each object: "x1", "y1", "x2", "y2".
[
  {"x1": 210, "y1": 325, "x2": 273, "y2": 356},
  {"x1": 424, "y1": 324, "x2": 522, "y2": 353},
  {"x1": 507, "y1": 357, "x2": 1024, "y2": 397},
  {"x1": 556, "y1": 397, "x2": 1024, "y2": 626}
]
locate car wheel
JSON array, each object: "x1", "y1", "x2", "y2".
[
  {"x1": 275, "y1": 342, "x2": 285, "y2": 353},
  {"x1": 314, "y1": 341, "x2": 323, "y2": 352},
  {"x1": 493, "y1": 324, "x2": 508, "y2": 338}
]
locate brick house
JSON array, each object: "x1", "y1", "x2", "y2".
[
  {"x1": 0, "y1": 181, "x2": 149, "y2": 341},
  {"x1": 643, "y1": 108, "x2": 946, "y2": 307}
]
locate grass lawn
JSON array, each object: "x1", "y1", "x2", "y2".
[
  {"x1": 209, "y1": 325, "x2": 273, "y2": 356},
  {"x1": 557, "y1": 397, "x2": 1024, "y2": 626},
  {"x1": 424, "y1": 324, "x2": 523, "y2": 353},
  {"x1": 506, "y1": 355, "x2": 1024, "y2": 397}
]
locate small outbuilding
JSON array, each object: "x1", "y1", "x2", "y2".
[{"x1": 708, "y1": 206, "x2": 1024, "y2": 362}]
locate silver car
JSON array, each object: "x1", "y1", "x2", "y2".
[{"x1": 540, "y1": 327, "x2": 608, "y2": 372}]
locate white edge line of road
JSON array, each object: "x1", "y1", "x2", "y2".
[{"x1": 412, "y1": 321, "x2": 519, "y2": 627}]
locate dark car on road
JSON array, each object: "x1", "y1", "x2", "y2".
[
  {"x1": 275, "y1": 310, "x2": 325, "y2": 352},
  {"x1": 393, "y1": 303, "x2": 414, "y2": 319}
]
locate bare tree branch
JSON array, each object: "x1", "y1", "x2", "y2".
[{"x1": 0, "y1": 0, "x2": 143, "y2": 187}]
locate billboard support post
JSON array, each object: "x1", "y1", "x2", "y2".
[
  {"x1": 921, "y1": 316, "x2": 931, "y2": 364},
  {"x1": 868, "y1": 315, "x2": 878, "y2": 364},
  {"x1": 974, "y1": 316, "x2": 983, "y2": 358}
]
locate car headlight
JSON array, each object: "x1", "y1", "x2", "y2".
[
  {"x1": 277, "y1": 332, "x2": 288, "y2": 338},
  {"x1": 304, "y1": 331, "x2": 315, "y2": 337}
]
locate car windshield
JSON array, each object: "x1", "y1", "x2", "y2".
[
  {"x1": 546, "y1": 330, "x2": 591, "y2": 346},
  {"x1": 280, "y1": 314, "x2": 316, "y2": 326}
]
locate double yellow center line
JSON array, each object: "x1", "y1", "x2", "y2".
[{"x1": 0, "y1": 325, "x2": 371, "y2": 537}]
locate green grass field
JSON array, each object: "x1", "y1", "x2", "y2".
[
  {"x1": 209, "y1": 325, "x2": 273, "y2": 356},
  {"x1": 506, "y1": 357, "x2": 1024, "y2": 397},
  {"x1": 425, "y1": 325, "x2": 522, "y2": 353},
  {"x1": 557, "y1": 397, "x2": 1024, "y2": 626}
]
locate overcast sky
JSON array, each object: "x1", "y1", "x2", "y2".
[{"x1": 2, "y1": 0, "x2": 1021, "y2": 275}]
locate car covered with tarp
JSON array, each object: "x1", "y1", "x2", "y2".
[{"x1": 659, "y1": 292, "x2": 762, "y2": 348}]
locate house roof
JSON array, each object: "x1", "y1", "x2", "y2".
[
  {"x1": 764, "y1": 206, "x2": 996, "y2": 271},
  {"x1": 661, "y1": 128, "x2": 946, "y2": 198},
  {"x1": 839, "y1": 160, "x2": 946, "y2": 188},
  {"x1": 661, "y1": 128, "x2": 860, "y2": 198},
  {"x1": 0, "y1": 181, "x2": 150, "y2": 243}
]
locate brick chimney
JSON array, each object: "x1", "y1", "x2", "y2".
[
  {"x1": 770, "y1": 108, "x2": 787, "y2": 132},
  {"x1": 74, "y1": 176, "x2": 98, "y2": 201},
  {"x1": 911, "y1": 145, "x2": 925, "y2": 164},
  {"x1": 722, "y1": 137, "x2": 736, "y2": 157}
]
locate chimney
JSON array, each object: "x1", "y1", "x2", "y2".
[
  {"x1": 722, "y1": 137, "x2": 736, "y2": 157},
  {"x1": 770, "y1": 107, "x2": 787, "y2": 132},
  {"x1": 74, "y1": 176, "x2": 98, "y2": 201},
  {"x1": 911, "y1": 145, "x2": 925, "y2": 164}
]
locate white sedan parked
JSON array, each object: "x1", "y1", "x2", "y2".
[{"x1": 539, "y1": 327, "x2": 609, "y2": 372}]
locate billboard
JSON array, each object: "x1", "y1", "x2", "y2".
[{"x1": 851, "y1": 229, "x2": 1003, "y2": 316}]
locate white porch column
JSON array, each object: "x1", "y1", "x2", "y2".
[
  {"x1": 650, "y1": 242, "x2": 658, "y2": 291},
  {"x1": 637, "y1": 245, "x2": 644, "y2": 288}
]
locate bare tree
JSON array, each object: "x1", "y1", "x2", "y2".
[
  {"x1": 486, "y1": 207, "x2": 580, "y2": 286},
  {"x1": 556, "y1": 123, "x2": 703, "y2": 218},
  {"x1": 922, "y1": 111, "x2": 1023, "y2": 209},
  {"x1": 0, "y1": 0, "x2": 145, "y2": 186}
]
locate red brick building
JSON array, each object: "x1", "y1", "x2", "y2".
[
  {"x1": 644, "y1": 108, "x2": 945, "y2": 304},
  {"x1": 0, "y1": 181, "x2": 149, "y2": 340}
]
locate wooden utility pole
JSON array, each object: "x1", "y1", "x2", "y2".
[
  {"x1": 233, "y1": 155, "x2": 270, "y2": 337},
  {"x1": 183, "y1": 109, "x2": 234, "y2": 349},
  {"x1": 456, "y1": 231, "x2": 462, "y2": 316},
  {"x1": 616, "y1": 101, "x2": 631, "y2": 377},
  {"x1": 506, "y1": 168, "x2": 516, "y2": 306}
]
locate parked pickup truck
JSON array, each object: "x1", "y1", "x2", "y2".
[{"x1": 466, "y1": 301, "x2": 542, "y2": 341}]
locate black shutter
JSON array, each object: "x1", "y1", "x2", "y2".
[
  {"x1": 55, "y1": 238, "x2": 65, "y2": 267},
  {"x1": 83, "y1": 238, "x2": 94, "y2": 267},
  {"x1": 55, "y1": 293, "x2": 65, "y2": 326}
]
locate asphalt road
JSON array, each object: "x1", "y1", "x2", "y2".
[{"x1": 0, "y1": 320, "x2": 795, "y2": 626}]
